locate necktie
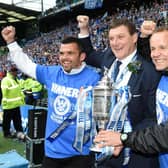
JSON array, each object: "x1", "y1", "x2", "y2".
[{"x1": 114, "y1": 60, "x2": 122, "y2": 82}]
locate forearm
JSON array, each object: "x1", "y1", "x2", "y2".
[
  {"x1": 79, "y1": 36, "x2": 94, "y2": 57},
  {"x1": 7, "y1": 42, "x2": 37, "y2": 79},
  {"x1": 137, "y1": 36, "x2": 151, "y2": 61},
  {"x1": 79, "y1": 36, "x2": 103, "y2": 68},
  {"x1": 125, "y1": 122, "x2": 168, "y2": 154}
]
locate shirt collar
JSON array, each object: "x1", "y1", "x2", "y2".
[
  {"x1": 62, "y1": 62, "x2": 86, "y2": 75},
  {"x1": 117, "y1": 49, "x2": 137, "y2": 66}
]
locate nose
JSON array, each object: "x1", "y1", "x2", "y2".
[
  {"x1": 110, "y1": 38, "x2": 118, "y2": 46},
  {"x1": 151, "y1": 49, "x2": 161, "y2": 58},
  {"x1": 60, "y1": 53, "x2": 68, "y2": 59}
]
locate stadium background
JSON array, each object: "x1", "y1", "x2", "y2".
[
  {"x1": 0, "y1": 0, "x2": 167, "y2": 167},
  {"x1": 0, "y1": 0, "x2": 161, "y2": 44}
]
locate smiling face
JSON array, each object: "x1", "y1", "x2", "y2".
[
  {"x1": 108, "y1": 25, "x2": 138, "y2": 60},
  {"x1": 59, "y1": 42, "x2": 85, "y2": 72},
  {"x1": 150, "y1": 30, "x2": 168, "y2": 71}
]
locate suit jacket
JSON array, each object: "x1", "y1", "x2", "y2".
[{"x1": 80, "y1": 37, "x2": 161, "y2": 168}]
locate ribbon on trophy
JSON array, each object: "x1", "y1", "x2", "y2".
[
  {"x1": 73, "y1": 86, "x2": 93, "y2": 153},
  {"x1": 47, "y1": 86, "x2": 93, "y2": 153},
  {"x1": 96, "y1": 86, "x2": 132, "y2": 164}
]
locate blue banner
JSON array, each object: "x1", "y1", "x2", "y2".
[{"x1": 84, "y1": 0, "x2": 103, "y2": 9}]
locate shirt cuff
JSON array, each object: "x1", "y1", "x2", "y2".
[
  {"x1": 78, "y1": 34, "x2": 89, "y2": 38},
  {"x1": 7, "y1": 41, "x2": 22, "y2": 51}
]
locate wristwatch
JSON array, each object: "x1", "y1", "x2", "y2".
[{"x1": 120, "y1": 133, "x2": 128, "y2": 145}]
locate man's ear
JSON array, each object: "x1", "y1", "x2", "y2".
[
  {"x1": 133, "y1": 33, "x2": 138, "y2": 44},
  {"x1": 80, "y1": 52, "x2": 86, "y2": 62}
]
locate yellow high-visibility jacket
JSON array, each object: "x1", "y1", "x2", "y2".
[
  {"x1": 1, "y1": 72, "x2": 25, "y2": 109},
  {"x1": 22, "y1": 77, "x2": 42, "y2": 93}
]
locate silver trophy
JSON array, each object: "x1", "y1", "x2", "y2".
[{"x1": 90, "y1": 67, "x2": 114, "y2": 152}]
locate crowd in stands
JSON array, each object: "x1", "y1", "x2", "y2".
[
  {"x1": 43, "y1": 0, "x2": 83, "y2": 17},
  {"x1": 0, "y1": 0, "x2": 167, "y2": 75}
]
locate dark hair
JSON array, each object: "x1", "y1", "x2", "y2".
[
  {"x1": 109, "y1": 18, "x2": 137, "y2": 35},
  {"x1": 10, "y1": 67, "x2": 17, "y2": 72},
  {"x1": 8, "y1": 64, "x2": 17, "y2": 72},
  {"x1": 61, "y1": 36, "x2": 84, "y2": 53}
]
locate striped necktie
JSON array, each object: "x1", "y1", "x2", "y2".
[{"x1": 114, "y1": 60, "x2": 122, "y2": 82}]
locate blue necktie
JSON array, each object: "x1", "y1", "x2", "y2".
[{"x1": 114, "y1": 60, "x2": 122, "y2": 82}]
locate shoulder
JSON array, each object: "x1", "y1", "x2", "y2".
[
  {"x1": 36, "y1": 65, "x2": 61, "y2": 83},
  {"x1": 1, "y1": 77, "x2": 11, "y2": 86},
  {"x1": 85, "y1": 65, "x2": 100, "y2": 74},
  {"x1": 138, "y1": 56, "x2": 161, "y2": 82},
  {"x1": 37, "y1": 64, "x2": 60, "y2": 74},
  {"x1": 142, "y1": 59, "x2": 155, "y2": 70},
  {"x1": 84, "y1": 65, "x2": 100, "y2": 80},
  {"x1": 104, "y1": 48, "x2": 115, "y2": 58},
  {"x1": 1, "y1": 76, "x2": 9, "y2": 82},
  {"x1": 138, "y1": 56, "x2": 158, "y2": 73}
]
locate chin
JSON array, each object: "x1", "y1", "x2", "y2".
[
  {"x1": 156, "y1": 67, "x2": 165, "y2": 71},
  {"x1": 65, "y1": 69, "x2": 71, "y2": 73}
]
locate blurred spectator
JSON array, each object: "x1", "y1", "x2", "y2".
[
  {"x1": 21, "y1": 75, "x2": 43, "y2": 106},
  {"x1": 1, "y1": 64, "x2": 25, "y2": 140}
]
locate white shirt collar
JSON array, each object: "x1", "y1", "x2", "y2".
[
  {"x1": 108, "y1": 49, "x2": 137, "y2": 81},
  {"x1": 117, "y1": 49, "x2": 137, "y2": 66},
  {"x1": 62, "y1": 62, "x2": 86, "y2": 75}
]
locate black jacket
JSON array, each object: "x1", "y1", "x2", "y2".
[
  {"x1": 126, "y1": 121, "x2": 168, "y2": 154},
  {"x1": 80, "y1": 36, "x2": 161, "y2": 168}
]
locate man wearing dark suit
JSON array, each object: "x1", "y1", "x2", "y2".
[{"x1": 77, "y1": 16, "x2": 161, "y2": 168}]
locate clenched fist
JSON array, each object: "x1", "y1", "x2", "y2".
[
  {"x1": 1, "y1": 26, "x2": 16, "y2": 44},
  {"x1": 76, "y1": 15, "x2": 89, "y2": 36},
  {"x1": 140, "y1": 20, "x2": 156, "y2": 38}
]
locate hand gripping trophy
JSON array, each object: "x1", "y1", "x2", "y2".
[{"x1": 90, "y1": 67, "x2": 131, "y2": 153}]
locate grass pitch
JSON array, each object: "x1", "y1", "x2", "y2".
[{"x1": 0, "y1": 131, "x2": 26, "y2": 157}]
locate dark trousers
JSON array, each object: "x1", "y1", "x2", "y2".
[
  {"x1": 42, "y1": 155, "x2": 95, "y2": 168},
  {"x1": 96, "y1": 151, "x2": 159, "y2": 168},
  {"x1": 2, "y1": 107, "x2": 23, "y2": 136}
]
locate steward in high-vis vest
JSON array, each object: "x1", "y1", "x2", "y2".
[
  {"x1": 1, "y1": 65, "x2": 25, "y2": 139},
  {"x1": 23, "y1": 77, "x2": 42, "y2": 98},
  {"x1": 21, "y1": 76, "x2": 43, "y2": 105}
]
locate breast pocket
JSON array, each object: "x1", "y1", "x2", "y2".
[{"x1": 132, "y1": 94, "x2": 142, "y2": 98}]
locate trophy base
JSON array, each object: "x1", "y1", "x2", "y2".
[{"x1": 90, "y1": 145, "x2": 102, "y2": 153}]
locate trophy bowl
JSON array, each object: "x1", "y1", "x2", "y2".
[
  {"x1": 89, "y1": 68, "x2": 132, "y2": 153},
  {"x1": 93, "y1": 88, "x2": 111, "y2": 130},
  {"x1": 90, "y1": 68, "x2": 113, "y2": 152}
]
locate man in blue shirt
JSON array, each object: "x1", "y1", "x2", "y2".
[{"x1": 1, "y1": 26, "x2": 100, "y2": 168}]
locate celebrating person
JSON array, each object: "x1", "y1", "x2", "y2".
[
  {"x1": 77, "y1": 15, "x2": 161, "y2": 168},
  {"x1": 1, "y1": 26, "x2": 100, "y2": 168},
  {"x1": 94, "y1": 27, "x2": 168, "y2": 168}
]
